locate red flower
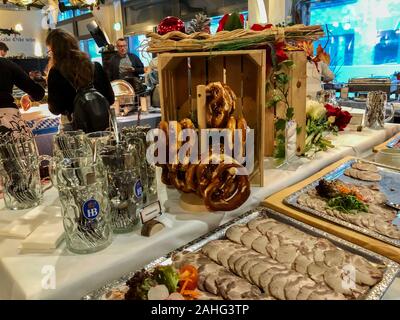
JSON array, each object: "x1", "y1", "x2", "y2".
[
  {"x1": 325, "y1": 104, "x2": 338, "y2": 117},
  {"x1": 325, "y1": 104, "x2": 352, "y2": 131},
  {"x1": 217, "y1": 14, "x2": 230, "y2": 32},
  {"x1": 251, "y1": 24, "x2": 273, "y2": 31},
  {"x1": 336, "y1": 110, "x2": 352, "y2": 131},
  {"x1": 275, "y1": 41, "x2": 289, "y2": 63}
]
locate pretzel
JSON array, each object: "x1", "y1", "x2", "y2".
[
  {"x1": 205, "y1": 82, "x2": 236, "y2": 128},
  {"x1": 168, "y1": 164, "x2": 192, "y2": 193},
  {"x1": 179, "y1": 118, "x2": 195, "y2": 130},
  {"x1": 185, "y1": 163, "x2": 199, "y2": 192},
  {"x1": 161, "y1": 165, "x2": 172, "y2": 186},
  {"x1": 196, "y1": 162, "x2": 219, "y2": 198},
  {"x1": 236, "y1": 117, "x2": 247, "y2": 158},
  {"x1": 156, "y1": 121, "x2": 170, "y2": 167},
  {"x1": 203, "y1": 163, "x2": 250, "y2": 212},
  {"x1": 157, "y1": 99, "x2": 251, "y2": 212}
]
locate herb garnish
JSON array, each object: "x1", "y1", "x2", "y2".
[{"x1": 327, "y1": 195, "x2": 369, "y2": 214}]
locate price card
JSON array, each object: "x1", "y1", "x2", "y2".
[{"x1": 139, "y1": 201, "x2": 162, "y2": 224}]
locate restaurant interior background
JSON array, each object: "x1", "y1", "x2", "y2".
[{"x1": 1, "y1": 0, "x2": 399, "y2": 85}]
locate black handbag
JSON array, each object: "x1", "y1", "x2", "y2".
[
  {"x1": 64, "y1": 64, "x2": 110, "y2": 133},
  {"x1": 72, "y1": 86, "x2": 110, "y2": 133}
]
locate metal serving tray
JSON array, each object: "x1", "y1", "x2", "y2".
[
  {"x1": 284, "y1": 158, "x2": 400, "y2": 248},
  {"x1": 82, "y1": 207, "x2": 400, "y2": 300}
]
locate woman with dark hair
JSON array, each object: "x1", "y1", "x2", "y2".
[{"x1": 46, "y1": 29, "x2": 115, "y2": 131}]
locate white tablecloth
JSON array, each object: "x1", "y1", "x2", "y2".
[{"x1": 1, "y1": 125, "x2": 400, "y2": 300}]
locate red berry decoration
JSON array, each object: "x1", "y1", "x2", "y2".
[{"x1": 157, "y1": 16, "x2": 186, "y2": 35}]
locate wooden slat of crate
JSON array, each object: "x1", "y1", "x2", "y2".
[
  {"x1": 207, "y1": 56, "x2": 225, "y2": 84},
  {"x1": 225, "y1": 55, "x2": 243, "y2": 116},
  {"x1": 262, "y1": 156, "x2": 400, "y2": 263},
  {"x1": 190, "y1": 57, "x2": 207, "y2": 112},
  {"x1": 159, "y1": 56, "x2": 180, "y2": 120},
  {"x1": 288, "y1": 51, "x2": 307, "y2": 155},
  {"x1": 174, "y1": 58, "x2": 190, "y2": 120},
  {"x1": 242, "y1": 53, "x2": 266, "y2": 185}
]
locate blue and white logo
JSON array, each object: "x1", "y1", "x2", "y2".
[
  {"x1": 134, "y1": 180, "x2": 143, "y2": 199},
  {"x1": 82, "y1": 199, "x2": 100, "y2": 220}
]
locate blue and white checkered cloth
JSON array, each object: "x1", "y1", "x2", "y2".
[
  {"x1": 26, "y1": 118, "x2": 60, "y2": 135},
  {"x1": 387, "y1": 135, "x2": 400, "y2": 149}
]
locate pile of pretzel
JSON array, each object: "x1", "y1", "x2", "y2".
[{"x1": 157, "y1": 82, "x2": 251, "y2": 212}]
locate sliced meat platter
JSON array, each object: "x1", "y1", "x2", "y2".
[
  {"x1": 83, "y1": 208, "x2": 399, "y2": 301},
  {"x1": 285, "y1": 159, "x2": 400, "y2": 248}
]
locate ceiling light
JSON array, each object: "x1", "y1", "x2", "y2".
[{"x1": 15, "y1": 24, "x2": 23, "y2": 32}]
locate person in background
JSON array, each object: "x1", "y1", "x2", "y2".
[
  {"x1": 307, "y1": 60, "x2": 335, "y2": 99},
  {"x1": 0, "y1": 42, "x2": 9, "y2": 58},
  {"x1": 0, "y1": 57, "x2": 45, "y2": 139},
  {"x1": 45, "y1": 29, "x2": 115, "y2": 131},
  {"x1": 108, "y1": 38, "x2": 144, "y2": 81}
]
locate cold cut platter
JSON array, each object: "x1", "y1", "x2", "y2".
[
  {"x1": 285, "y1": 158, "x2": 400, "y2": 248},
  {"x1": 82, "y1": 207, "x2": 399, "y2": 300}
]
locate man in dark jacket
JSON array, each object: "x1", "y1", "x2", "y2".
[{"x1": 108, "y1": 38, "x2": 145, "y2": 81}]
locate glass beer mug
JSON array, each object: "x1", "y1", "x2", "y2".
[
  {"x1": 0, "y1": 138, "x2": 52, "y2": 210},
  {"x1": 366, "y1": 91, "x2": 395, "y2": 129},
  {"x1": 51, "y1": 156, "x2": 113, "y2": 254}
]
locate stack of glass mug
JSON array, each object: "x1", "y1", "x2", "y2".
[
  {"x1": 0, "y1": 136, "x2": 51, "y2": 210},
  {"x1": 48, "y1": 127, "x2": 156, "y2": 254}
]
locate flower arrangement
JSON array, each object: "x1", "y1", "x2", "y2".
[
  {"x1": 325, "y1": 103, "x2": 352, "y2": 131},
  {"x1": 305, "y1": 100, "x2": 352, "y2": 156}
]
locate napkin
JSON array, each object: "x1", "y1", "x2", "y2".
[
  {"x1": 0, "y1": 205, "x2": 61, "y2": 239},
  {"x1": 0, "y1": 206, "x2": 48, "y2": 239},
  {"x1": 19, "y1": 218, "x2": 64, "y2": 252}
]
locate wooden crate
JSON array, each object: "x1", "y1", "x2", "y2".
[
  {"x1": 264, "y1": 50, "x2": 308, "y2": 157},
  {"x1": 158, "y1": 50, "x2": 266, "y2": 186}
]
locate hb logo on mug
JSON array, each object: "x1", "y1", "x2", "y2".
[{"x1": 83, "y1": 199, "x2": 100, "y2": 220}]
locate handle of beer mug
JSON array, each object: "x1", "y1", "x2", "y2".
[
  {"x1": 38, "y1": 155, "x2": 54, "y2": 192},
  {"x1": 385, "y1": 103, "x2": 395, "y2": 123}
]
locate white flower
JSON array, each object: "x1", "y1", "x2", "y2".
[{"x1": 306, "y1": 99, "x2": 326, "y2": 120}]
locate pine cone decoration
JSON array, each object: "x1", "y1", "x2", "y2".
[{"x1": 187, "y1": 13, "x2": 211, "y2": 34}]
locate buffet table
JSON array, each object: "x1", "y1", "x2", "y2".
[{"x1": 0, "y1": 125, "x2": 400, "y2": 299}]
